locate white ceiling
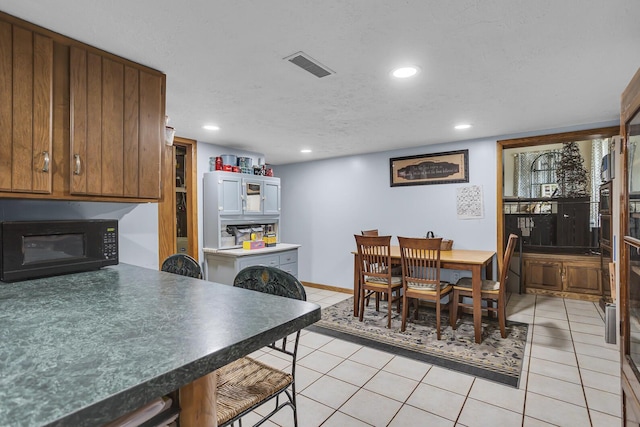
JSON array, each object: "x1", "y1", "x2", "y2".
[{"x1": 1, "y1": 1, "x2": 639, "y2": 165}]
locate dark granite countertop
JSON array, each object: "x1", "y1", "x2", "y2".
[{"x1": 0, "y1": 263, "x2": 320, "y2": 427}]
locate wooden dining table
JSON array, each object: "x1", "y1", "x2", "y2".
[{"x1": 353, "y1": 246, "x2": 496, "y2": 344}]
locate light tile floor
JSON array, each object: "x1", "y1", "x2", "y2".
[{"x1": 245, "y1": 288, "x2": 621, "y2": 427}]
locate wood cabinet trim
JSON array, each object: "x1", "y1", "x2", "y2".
[{"x1": 0, "y1": 20, "x2": 12, "y2": 190}]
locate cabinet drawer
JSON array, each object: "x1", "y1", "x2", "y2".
[
  {"x1": 279, "y1": 262, "x2": 298, "y2": 278},
  {"x1": 279, "y1": 251, "x2": 298, "y2": 265},
  {"x1": 238, "y1": 254, "x2": 279, "y2": 270}
]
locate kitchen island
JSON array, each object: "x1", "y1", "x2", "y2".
[{"x1": 0, "y1": 263, "x2": 320, "y2": 427}]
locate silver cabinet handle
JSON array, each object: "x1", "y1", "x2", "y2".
[
  {"x1": 42, "y1": 151, "x2": 50, "y2": 172},
  {"x1": 74, "y1": 154, "x2": 81, "y2": 175}
]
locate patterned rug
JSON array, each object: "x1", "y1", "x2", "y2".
[{"x1": 307, "y1": 297, "x2": 528, "y2": 387}]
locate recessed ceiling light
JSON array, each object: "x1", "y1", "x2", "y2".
[
  {"x1": 301, "y1": 149, "x2": 312, "y2": 153},
  {"x1": 203, "y1": 125, "x2": 220, "y2": 131},
  {"x1": 455, "y1": 124, "x2": 472, "y2": 130},
  {"x1": 392, "y1": 66, "x2": 420, "y2": 79}
]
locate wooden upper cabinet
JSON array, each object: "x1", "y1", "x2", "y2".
[
  {"x1": 70, "y1": 46, "x2": 163, "y2": 199},
  {"x1": 0, "y1": 21, "x2": 53, "y2": 194}
]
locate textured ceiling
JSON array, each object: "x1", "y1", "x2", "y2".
[{"x1": 1, "y1": 0, "x2": 639, "y2": 164}]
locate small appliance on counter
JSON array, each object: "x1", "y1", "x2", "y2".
[
  {"x1": 0, "y1": 219, "x2": 119, "y2": 282},
  {"x1": 226, "y1": 225, "x2": 264, "y2": 247}
]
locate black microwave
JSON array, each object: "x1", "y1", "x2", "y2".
[{"x1": 0, "y1": 219, "x2": 119, "y2": 282}]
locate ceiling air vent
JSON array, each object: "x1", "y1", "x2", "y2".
[{"x1": 284, "y1": 51, "x2": 335, "y2": 78}]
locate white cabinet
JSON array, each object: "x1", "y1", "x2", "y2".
[
  {"x1": 204, "y1": 171, "x2": 282, "y2": 249},
  {"x1": 204, "y1": 246, "x2": 299, "y2": 285}
]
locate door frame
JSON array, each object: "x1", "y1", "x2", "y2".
[{"x1": 158, "y1": 136, "x2": 199, "y2": 267}]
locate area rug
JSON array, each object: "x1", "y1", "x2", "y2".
[{"x1": 306, "y1": 297, "x2": 528, "y2": 388}]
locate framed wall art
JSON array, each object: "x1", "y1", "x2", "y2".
[{"x1": 390, "y1": 149, "x2": 469, "y2": 187}]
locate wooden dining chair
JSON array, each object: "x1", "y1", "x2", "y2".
[
  {"x1": 354, "y1": 234, "x2": 403, "y2": 328},
  {"x1": 450, "y1": 233, "x2": 518, "y2": 338},
  {"x1": 398, "y1": 236, "x2": 452, "y2": 340},
  {"x1": 359, "y1": 229, "x2": 392, "y2": 308}
]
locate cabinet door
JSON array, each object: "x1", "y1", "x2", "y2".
[
  {"x1": 218, "y1": 175, "x2": 242, "y2": 215},
  {"x1": 557, "y1": 199, "x2": 591, "y2": 247},
  {"x1": 564, "y1": 261, "x2": 601, "y2": 295},
  {"x1": 524, "y1": 259, "x2": 563, "y2": 291},
  {"x1": 70, "y1": 46, "x2": 163, "y2": 198},
  {"x1": 242, "y1": 178, "x2": 263, "y2": 214},
  {"x1": 263, "y1": 178, "x2": 280, "y2": 215},
  {"x1": 0, "y1": 22, "x2": 52, "y2": 193}
]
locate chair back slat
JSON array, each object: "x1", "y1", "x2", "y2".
[{"x1": 398, "y1": 237, "x2": 442, "y2": 293}]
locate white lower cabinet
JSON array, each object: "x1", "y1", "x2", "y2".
[{"x1": 204, "y1": 246, "x2": 299, "y2": 285}]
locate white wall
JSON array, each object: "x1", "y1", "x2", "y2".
[
  {"x1": 275, "y1": 139, "x2": 498, "y2": 289},
  {"x1": 0, "y1": 200, "x2": 159, "y2": 269}
]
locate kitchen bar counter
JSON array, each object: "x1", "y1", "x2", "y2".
[{"x1": 0, "y1": 263, "x2": 320, "y2": 427}]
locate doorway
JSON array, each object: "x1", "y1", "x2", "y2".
[
  {"x1": 496, "y1": 126, "x2": 618, "y2": 299},
  {"x1": 158, "y1": 136, "x2": 199, "y2": 267}
]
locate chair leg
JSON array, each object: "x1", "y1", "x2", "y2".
[
  {"x1": 451, "y1": 290, "x2": 459, "y2": 330},
  {"x1": 436, "y1": 298, "x2": 441, "y2": 340},
  {"x1": 498, "y1": 297, "x2": 506, "y2": 338},
  {"x1": 386, "y1": 289, "x2": 392, "y2": 329},
  {"x1": 375, "y1": 291, "x2": 380, "y2": 312},
  {"x1": 396, "y1": 290, "x2": 401, "y2": 312},
  {"x1": 401, "y1": 294, "x2": 409, "y2": 332},
  {"x1": 359, "y1": 288, "x2": 366, "y2": 322}
]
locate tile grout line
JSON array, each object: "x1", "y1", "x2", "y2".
[{"x1": 520, "y1": 294, "x2": 535, "y2": 427}]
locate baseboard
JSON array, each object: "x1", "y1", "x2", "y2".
[
  {"x1": 524, "y1": 288, "x2": 601, "y2": 302},
  {"x1": 301, "y1": 281, "x2": 352, "y2": 294}
]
